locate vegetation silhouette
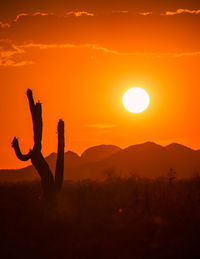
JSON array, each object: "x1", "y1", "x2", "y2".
[
  {"x1": 0, "y1": 177, "x2": 200, "y2": 258},
  {"x1": 12, "y1": 89, "x2": 64, "y2": 202}
]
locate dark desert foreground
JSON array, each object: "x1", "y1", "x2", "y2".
[{"x1": 1, "y1": 176, "x2": 200, "y2": 259}]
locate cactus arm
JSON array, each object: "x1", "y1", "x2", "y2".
[
  {"x1": 26, "y1": 89, "x2": 42, "y2": 151},
  {"x1": 26, "y1": 88, "x2": 35, "y2": 115},
  {"x1": 11, "y1": 137, "x2": 31, "y2": 161},
  {"x1": 55, "y1": 119, "x2": 65, "y2": 191},
  {"x1": 33, "y1": 102, "x2": 42, "y2": 151}
]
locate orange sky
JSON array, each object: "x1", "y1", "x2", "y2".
[{"x1": 1, "y1": 1, "x2": 200, "y2": 168}]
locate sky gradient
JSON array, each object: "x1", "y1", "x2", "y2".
[{"x1": 1, "y1": 1, "x2": 200, "y2": 168}]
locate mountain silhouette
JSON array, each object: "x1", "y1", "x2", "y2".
[
  {"x1": 102, "y1": 142, "x2": 200, "y2": 178},
  {"x1": 46, "y1": 151, "x2": 81, "y2": 171},
  {"x1": 81, "y1": 144, "x2": 121, "y2": 163},
  {"x1": 2, "y1": 142, "x2": 200, "y2": 182}
]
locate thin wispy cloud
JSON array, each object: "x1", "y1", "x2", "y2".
[
  {"x1": 84, "y1": 44, "x2": 119, "y2": 54},
  {"x1": 26, "y1": 43, "x2": 200, "y2": 58},
  {"x1": 172, "y1": 52, "x2": 200, "y2": 57},
  {"x1": 0, "y1": 42, "x2": 119, "y2": 66},
  {"x1": 112, "y1": 10, "x2": 129, "y2": 14},
  {"x1": 18, "y1": 43, "x2": 200, "y2": 58},
  {"x1": 13, "y1": 13, "x2": 29, "y2": 22},
  {"x1": 20, "y1": 43, "x2": 76, "y2": 49},
  {"x1": 139, "y1": 12, "x2": 152, "y2": 16},
  {"x1": 14, "y1": 12, "x2": 53, "y2": 22},
  {"x1": 66, "y1": 11, "x2": 94, "y2": 17},
  {"x1": 33, "y1": 12, "x2": 52, "y2": 17},
  {"x1": 164, "y1": 9, "x2": 200, "y2": 16},
  {"x1": 0, "y1": 10, "x2": 200, "y2": 64},
  {"x1": 84, "y1": 124, "x2": 116, "y2": 129},
  {"x1": 0, "y1": 40, "x2": 33, "y2": 67},
  {"x1": 3, "y1": 12, "x2": 55, "y2": 26},
  {"x1": 0, "y1": 60, "x2": 34, "y2": 67},
  {"x1": 2, "y1": 40, "x2": 200, "y2": 67},
  {"x1": 0, "y1": 21, "x2": 10, "y2": 28},
  {"x1": 1, "y1": 9, "x2": 200, "y2": 30},
  {"x1": 20, "y1": 43, "x2": 119, "y2": 54}
]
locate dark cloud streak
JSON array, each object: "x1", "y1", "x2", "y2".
[
  {"x1": 0, "y1": 0, "x2": 200, "y2": 21},
  {"x1": 0, "y1": 12, "x2": 200, "y2": 53}
]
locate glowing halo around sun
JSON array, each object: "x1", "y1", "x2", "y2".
[{"x1": 122, "y1": 87, "x2": 150, "y2": 113}]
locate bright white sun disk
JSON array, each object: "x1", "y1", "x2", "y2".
[{"x1": 122, "y1": 87, "x2": 150, "y2": 113}]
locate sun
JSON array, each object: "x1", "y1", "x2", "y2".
[{"x1": 122, "y1": 87, "x2": 150, "y2": 113}]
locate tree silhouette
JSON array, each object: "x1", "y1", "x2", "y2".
[
  {"x1": 12, "y1": 89, "x2": 64, "y2": 201},
  {"x1": 168, "y1": 168, "x2": 176, "y2": 184}
]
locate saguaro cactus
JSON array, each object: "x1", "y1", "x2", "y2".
[{"x1": 12, "y1": 89, "x2": 64, "y2": 201}]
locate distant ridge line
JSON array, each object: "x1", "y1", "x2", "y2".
[{"x1": 1, "y1": 142, "x2": 200, "y2": 182}]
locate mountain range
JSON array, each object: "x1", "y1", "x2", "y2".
[{"x1": 1, "y1": 142, "x2": 200, "y2": 182}]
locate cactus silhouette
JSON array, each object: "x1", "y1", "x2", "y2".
[{"x1": 12, "y1": 89, "x2": 64, "y2": 201}]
